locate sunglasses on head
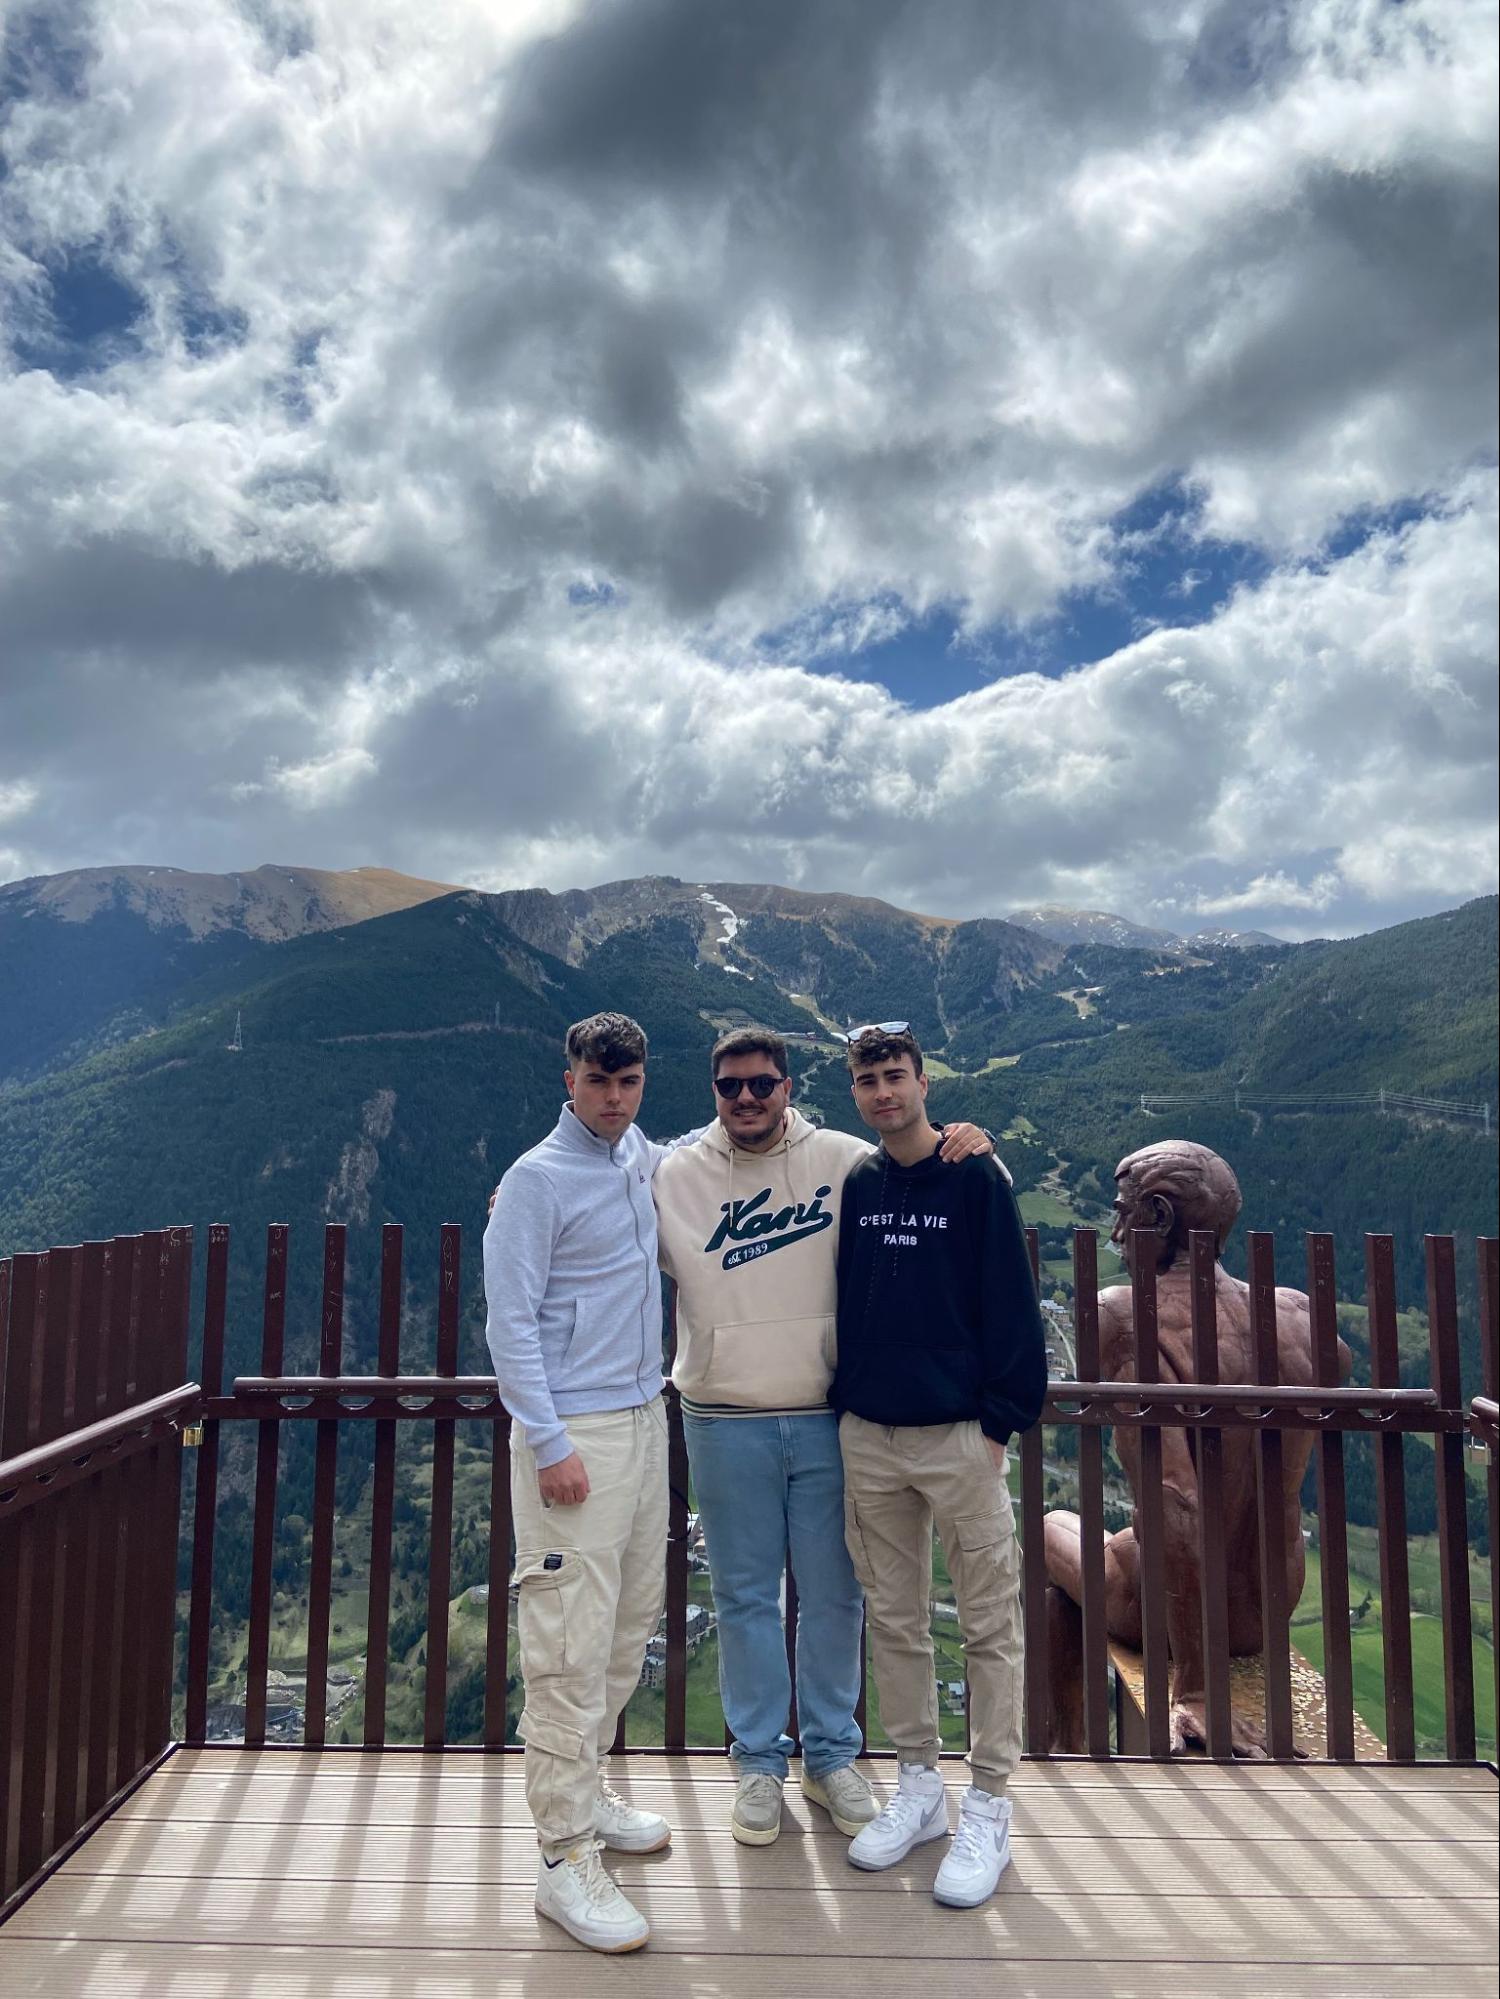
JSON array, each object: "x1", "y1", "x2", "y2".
[
  {"x1": 713, "y1": 1073, "x2": 785, "y2": 1100},
  {"x1": 834, "y1": 1020, "x2": 910, "y2": 1043}
]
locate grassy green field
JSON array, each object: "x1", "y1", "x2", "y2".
[
  {"x1": 1292, "y1": 1538, "x2": 1495, "y2": 1757},
  {"x1": 1018, "y1": 1187, "x2": 1086, "y2": 1228}
]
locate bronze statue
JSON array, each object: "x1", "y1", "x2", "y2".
[{"x1": 1042, "y1": 1140, "x2": 1349, "y2": 1757}]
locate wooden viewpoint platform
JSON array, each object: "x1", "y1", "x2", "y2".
[{"x1": 0, "y1": 1751, "x2": 1494, "y2": 1998}]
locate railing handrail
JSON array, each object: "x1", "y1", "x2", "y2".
[
  {"x1": 222, "y1": 1372, "x2": 1447, "y2": 1409},
  {"x1": 0, "y1": 1383, "x2": 200, "y2": 1514}
]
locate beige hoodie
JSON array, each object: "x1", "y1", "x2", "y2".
[{"x1": 654, "y1": 1107, "x2": 871, "y2": 1413}]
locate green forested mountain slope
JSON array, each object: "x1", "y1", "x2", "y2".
[
  {"x1": 1224, "y1": 898, "x2": 1498, "y2": 1098},
  {"x1": 2, "y1": 873, "x2": 1491, "y2": 1738},
  {"x1": 0, "y1": 880, "x2": 1493, "y2": 1387}
]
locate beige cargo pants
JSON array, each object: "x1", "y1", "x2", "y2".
[
  {"x1": 510, "y1": 1399, "x2": 668, "y2": 1857},
  {"x1": 839, "y1": 1413, "x2": 1023, "y2": 1794}
]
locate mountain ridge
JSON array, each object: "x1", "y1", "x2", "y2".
[{"x1": 0, "y1": 862, "x2": 462, "y2": 940}]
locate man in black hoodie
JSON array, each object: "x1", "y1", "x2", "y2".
[{"x1": 832, "y1": 1026, "x2": 1046, "y2": 1908}]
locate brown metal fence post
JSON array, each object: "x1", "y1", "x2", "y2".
[
  {"x1": 59, "y1": 1240, "x2": 108, "y2": 1829},
  {"x1": 423, "y1": 1223, "x2": 461, "y2": 1748},
  {"x1": 49, "y1": 1244, "x2": 93, "y2": 1848},
  {"x1": 114, "y1": 1233, "x2": 164, "y2": 1778},
  {"x1": 1130, "y1": 1235, "x2": 1171, "y2": 1756},
  {"x1": 1307, "y1": 1233, "x2": 1355, "y2": 1760},
  {"x1": 1189, "y1": 1230, "x2": 1233, "y2": 1760},
  {"x1": 93, "y1": 1238, "x2": 138, "y2": 1804},
  {"x1": 1072, "y1": 1230, "x2": 1111, "y2": 1757},
  {"x1": 184, "y1": 1225, "x2": 229, "y2": 1745},
  {"x1": 365, "y1": 1225, "x2": 403, "y2": 1748},
  {"x1": 1479, "y1": 1236, "x2": 1499, "y2": 1742},
  {"x1": 1425, "y1": 1235, "x2": 1475, "y2": 1760},
  {"x1": 1248, "y1": 1233, "x2": 1295, "y2": 1760},
  {"x1": 1366, "y1": 1234, "x2": 1415, "y2": 1760},
  {"x1": 304, "y1": 1224, "x2": 346, "y2": 1748},
  {"x1": 145, "y1": 1228, "x2": 193, "y2": 1756},
  {"x1": 244, "y1": 1225, "x2": 288, "y2": 1746},
  {"x1": 0, "y1": 1253, "x2": 16, "y2": 1899}
]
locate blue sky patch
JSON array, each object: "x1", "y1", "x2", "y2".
[
  {"x1": 11, "y1": 248, "x2": 146, "y2": 378},
  {"x1": 779, "y1": 481, "x2": 1279, "y2": 709}
]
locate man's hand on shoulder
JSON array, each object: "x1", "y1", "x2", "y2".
[
  {"x1": 487, "y1": 1183, "x2": 500, "y2": 1219},
  {"x1": 538, "y1": 1450, "x2": 590, "y2": 1506},
  {"x1": 936, "y1": 1123, "x2": 1011, "y2": 1181}
]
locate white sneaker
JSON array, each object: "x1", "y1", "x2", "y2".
[
  {"x1": 594, "y1": 1774, "x2": 671, "y2": 1853},
  {"x1": 535, "y1": 1839, "x2": 650, "y2": 1953},
  {"x1": 847, "y1": 1762, "x2": 948, "y2": 1871},
  {"x1": 730, "y1": 1770, "x2": 785, "y2": 1846},
  {"x1": 933, "y1": 1789, "x2": 1013, "y2": 1907}
]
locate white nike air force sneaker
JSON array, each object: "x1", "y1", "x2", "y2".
[
  {"x1": 535, "y1": 1838, "x2": 650, "y2": 1953},
  {"x1": 594, "y1": 1774, "x2": 672, "y2": 1853},
  {"x1": 932, "y1": 1788, "x2": 1013, "y2": 1907},
  {"x1": 846, "y1": 1762, "x2": 949, "y2": 1870}
]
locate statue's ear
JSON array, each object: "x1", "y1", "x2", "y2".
[{"x1": 1149, "y1": 1193, "x2": 1175, "y2": 1238}]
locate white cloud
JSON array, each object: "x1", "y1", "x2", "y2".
[
  {"x1": 0, "y1": 779, "x2": 40, "y2": 822},
  {"x1": 0, "y1": 0, "x2": 1493, "y2": 938}
]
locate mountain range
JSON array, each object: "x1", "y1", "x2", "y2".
[
  {"x1": 0, "y1": 863, "x2": 1494, "y2": 1390},
  {"x1": 3, "y1": 860, "x2": 1492, "y2": 1751}
]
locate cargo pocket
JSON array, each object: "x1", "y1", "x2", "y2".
[
  {"x1": 512, "y1": 1549, "x2": 582, "y2": 1686},
  {"x1": 953, "y1": 1509, "x2": 1019, "y2": 1606},
  {"x1": 518, "y1": 1707, "x2": 586, "y2": 1760},
  {"x1": 842, "y1": 1492, "x2": 875, "y2": 1591}
]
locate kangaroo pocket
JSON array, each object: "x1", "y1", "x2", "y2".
[
  {"x1": 844, "y1": 1338, "x2": 980, "y2": 1423},
  {"x1": 701, "y1": 1314, "x2": 836, "y2": 1407}
]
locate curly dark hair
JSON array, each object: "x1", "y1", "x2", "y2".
[
  {"x1": 565, "y1": 1012, "x2": 648, "y2": 1072},
  {"x1": 844, "y1": 1026, "x2": 924, "y2": 1077}
]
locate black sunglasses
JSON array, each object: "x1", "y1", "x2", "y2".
[
  {"x1": 834, "y1": 1020, "x2": 910, "y2": 1043},
  {"x1": 713, "y1": 1073, "x2": 785, "y2": 1100}
]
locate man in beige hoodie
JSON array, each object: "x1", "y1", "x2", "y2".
[{"x1": 654, "y1": 1026, "x2": 993, "y2": 1847}]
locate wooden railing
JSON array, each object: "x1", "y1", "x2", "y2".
[
  {"x1": 0, "y1": 1231, "x2": 196, "y2": 1918},
  {"x1": 2, "y1": 1220, "x2": 1497, "y2": 1920}
]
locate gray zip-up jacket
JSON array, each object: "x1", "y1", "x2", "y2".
[{"x1": 483, "y1": 1104, "x2": 682, "y2": 1469}]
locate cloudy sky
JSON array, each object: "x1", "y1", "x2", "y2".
[{"x1": 0, "y1": 0, "x2": 1495, "y2": 938}]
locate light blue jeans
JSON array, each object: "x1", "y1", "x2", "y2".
[{"x1": 684, "y1": 1410, "x2": 865, "y2": 1779}]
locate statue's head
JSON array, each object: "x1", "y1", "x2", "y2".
[{"x1": 1110, "y1": 1140, "x2": 1241, "y2": 1272}]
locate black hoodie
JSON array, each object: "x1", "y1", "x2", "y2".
[{"x1": 832, "y1": 1147, "x2": 1047, "y2": 1445}]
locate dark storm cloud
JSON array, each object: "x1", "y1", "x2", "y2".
[
  {"x1": 495, "y1": 0, "x2": 1161, "y2": 194},
  {"x1": 436, "y1": 250, "x2": 708, "y2": 453},
  {"x1": 0, "y1": 539, "x2": 393, "y2": 680}
]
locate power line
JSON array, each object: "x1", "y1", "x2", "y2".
[{"x1": 1138, "y1": 1087, "x2": 1492, "y2": 1133}]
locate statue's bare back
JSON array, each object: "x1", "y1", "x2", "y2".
[{"x1": 1044, "y1": 1140, "x2": 1348, "y2": 1757}]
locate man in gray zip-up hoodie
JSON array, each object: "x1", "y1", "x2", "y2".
[{"x1": 484, "y1": 1011, "x2": 701, "y2": 1956}]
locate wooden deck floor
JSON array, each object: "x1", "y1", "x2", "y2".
[{"x1": 1, "y1": 1750, "x2": 1495, "y2": 1997}]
